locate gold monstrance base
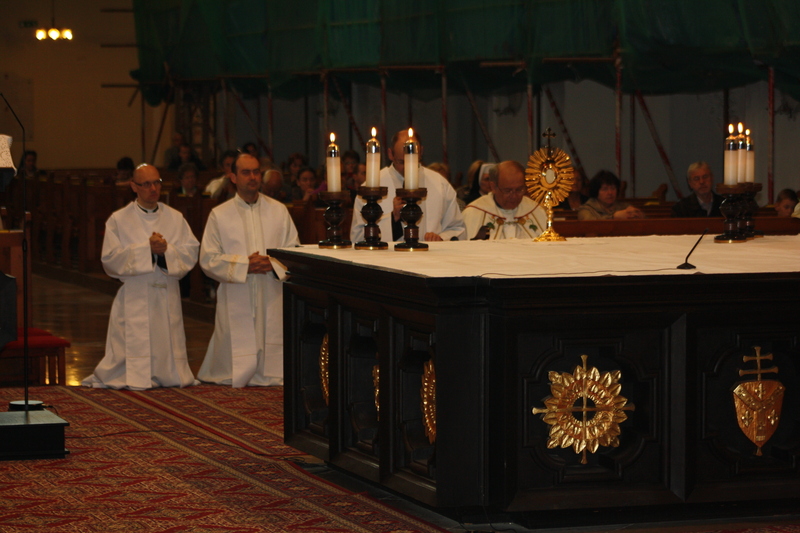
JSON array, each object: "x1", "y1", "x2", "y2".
[{"x1": 533, "y1": 191, "x2": 565, "y2": 242}]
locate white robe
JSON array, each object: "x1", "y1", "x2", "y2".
[
  {"x1": 198, "y1": 194, "x2": 299, "y2": 388},
  {"x1": 82, "y1": 202, "x2": 199, "y2": 390},
  {"x1": 350, "y1": 165, "x2": 466, "y2": 243},
  {"x1": 462, "y1": 193, "x2": 547, "y2": 240}
]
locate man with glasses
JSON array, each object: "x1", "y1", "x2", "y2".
[
  {"x1": 198, "y1": 153, "x2": 299, "y2": 387},
  {"x1": 671, "y1": 161, "x2": 723, "y2": 217},
  {"x1": 83, "y1": 164, "x2": 200, "y2": 389},
  {"x1": 462, "y1": 160, "x2": 546, "y2": 240}
]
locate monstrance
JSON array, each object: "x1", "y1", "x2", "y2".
[{"x1": 525, "y1": 128, "x2": 574, "y2": 242}]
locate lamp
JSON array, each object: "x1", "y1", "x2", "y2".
[{"x1": 36, "y1": 0, "x2": 72, "y2": 41}]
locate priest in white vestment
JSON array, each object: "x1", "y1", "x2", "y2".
[
  {"x1": 350, "y1": 129, "x2": 465, "y2": 243},
  {"x1": 83, "y1": 164, "x2": 199, "y2": 390},
  {"x1": 462, "y1": 160, "x2": 547, "y2": 240},
  {"x1": 198, "y1": 153, "x2": 299, "y2": 387}
]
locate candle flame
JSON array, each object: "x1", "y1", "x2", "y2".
[
  {"x1": 738, "y1": 122, "x2": 743, "y2": 134},
  {"x1": 745, "y1": 128, "x2": 750, "y2": 136},
  {"x1": 330, "y1": 132, "x2": 336, "y2": 143},
  {"x1": 371, "y1": 127, "x2": 377, "y2": 137},
  {"x1": 728, "y1": 124, "x2": 734, "y2": 134},
  {"x1": 408, "y1": 127, "x2": 414, "y2": 139}
]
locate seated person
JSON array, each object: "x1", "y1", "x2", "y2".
[
  {"x1": 342, "y1": 150, "x2": 360, "y2": 192},
  {"x1": 460, "y1": 160, "x2": 495, "y2": 205},
  {"x1": 577, "y1": 171, "x2": 643, "y2": 220},
  {"x1": 242, "y1": 141, "x2": 258, "y2": 158},
  {"x1": 671, "y1": 161, "x2": 722, "y2": 217},
  {"x1": 463, "y1": 160, "x2": 546, "y2": 240},
  {"x1": 556, "y1": 170, "x2": 588, "y2": 211},
  {"x1": 261, "y1": 168, "x2": 287, "y2": 201},
  {"x1": 291, "y1": 167, "x2": 319, "y2": 203},
  {"x1": 168, "y1": 143, "x2": 206, "y2": 171},
  {"x1": 114, "y1": 157, "x2": 135, "y2": 186},
  {"x1": 177, "y1": 162, "x2": 200, "y2": 197},
  {"x1": 774, "y1": 188, "x2": 798, "y2": 217},
  {"x1": 205, "y1": 150, "x2": 238, "y2": 200}
]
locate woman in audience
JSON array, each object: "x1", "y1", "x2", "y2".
[
  {"x1": 291, "y1": 166, "x2": 319, "y2": 203},
  {"x1": 556, "y1": 170, "x2": 588, "y2": 211},
  {"x1": 577, "y1": 170, "x2": 643, "y2": 220},
  {"x1": 461, "y1": 160, "x2": 496, "y2": 205}
]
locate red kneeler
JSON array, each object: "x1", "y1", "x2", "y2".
[{"x1": 0, "y1": 328, "x2": 71, "y2": 386}]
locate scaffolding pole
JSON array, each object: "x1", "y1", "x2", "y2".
[
  {"x1": 527, "y1": 81, "x2": 534, "y2": 155},
  {"x1": 441, "y1": 68, "x2": 449, "y2": 167},
  {"x1": 331, "y1": 74, "x2": 365, "y2": 147},
  {"x1": 462, "y1": 78, "x2": 500, "y2": 162},
  {"x1": 629, "y1": 94, "x2": 636, "y2": 196},
  {"x1": 267, "y1": 84, "x2": 274, "y2": 160},
  {"x1": 615, "y1": 51, "x2": 622, "y2": 180},
  {"x1": 229, "y1": 87, "x2": 272, "y2": 159},
  {"x1": 380, "y1": 72, "x2": 388, "y2": 156},
  {"x1": 768, "y1": 67, "x2": 775, "y2": 203}
]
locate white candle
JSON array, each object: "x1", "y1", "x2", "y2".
[
  {"x1": 723, "y1": 124, "x2": 738, "y2": 185},
  {"x1": 403, "y1": 128, "x2": 419, "y2": 190},
  {"x1": 736, "y1": 123, "x2": 746, "y2": 183},
  {"x1": 745, "y1": 129, "x2": 755, "y2": 183},
  {"x1": 326, "y1": 133, "x2": 341, "y2": 192},
  {"x1": 366, "y1": 127, "x2": 380, "y2": 187}
]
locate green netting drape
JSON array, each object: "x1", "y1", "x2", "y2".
[{"x1": 131, "y1": 0, "x2": 800, "y2": 105}]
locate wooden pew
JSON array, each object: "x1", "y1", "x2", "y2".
[{"x1": 553, "y1": 216, "x2": 800, "y2": 237}]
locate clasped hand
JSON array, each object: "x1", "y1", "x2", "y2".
[
  {"x1": 248, "y1": 252, "x2": 273, "y2": 274},
  {"x1": 149, "y1": 232, "x2": 168, "y2": 255}
]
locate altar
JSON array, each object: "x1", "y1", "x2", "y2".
[{"x1": 271, "y1": 235, "x2": 800, "y2": 521}]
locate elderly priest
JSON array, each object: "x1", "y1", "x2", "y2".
[
  {"x1": 83, "y1": 164, "x2": 200, "y2": 390},
  {"x1": 463, "y1": 160, "x2": 547, "y2": 240}
]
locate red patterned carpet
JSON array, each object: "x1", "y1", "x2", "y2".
[{"x1": 0, "y1": 385, "x2": 448, "y2": 533}]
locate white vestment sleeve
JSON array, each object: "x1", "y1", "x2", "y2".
[
  {"x1": 101, "y1": 215, "x2": 156, "y2": 279},
  {"x1": 163, "y1": 218, "x2": 199, "y2": 278},
  {"x1": 436, "y1": 180, "x2": 467, "y2": 241},
  {"x1": 199, "y1": 210, "x2": 250, "y2": 284}
]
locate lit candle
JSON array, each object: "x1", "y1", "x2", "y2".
[
  {"x1": 366, "y1": 127, "x2": 380, "y2": 187},
  {"x1": 403, "y1": 128, "x2": 419, "y2": 190},
  {"x1": 723, "y1": 124, "x2": 738, "y2": 185},
  {"x1": 326, "y1": 133, "x2": 341, "y2": 192},
  {"x1": 745, "y1": 129, "x2": 755, "y2": 183},
  {"x1": 736, "y1": 123, "x2": 747, "y2": 183}
]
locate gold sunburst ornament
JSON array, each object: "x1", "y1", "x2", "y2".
[
  {"x1": 526, "y1": 128, "x2": 574, "y2": 242},
  {"x1": 532, "y1": 355, "x2": 634, "y2": 464},
  {"x1": 421, "y1": 359, "x2": 436, "y2": 444}
]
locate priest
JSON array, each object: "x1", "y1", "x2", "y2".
[
  {"x1": 462, "y1": 160, "x2": 547, "y2": 240},
  {"x1": 83, "y1": 164, "x2": 199, "y2": 390},
  {"x1": 350, "y1": 129, "x2": 465, "y2": 243},
  {"x1": 198, "y1": 152, "x2": 299, "y2": 387}
]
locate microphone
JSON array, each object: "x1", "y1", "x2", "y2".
[{"x1": 676, "y1": 229, "x2": 708, "y2": 270}]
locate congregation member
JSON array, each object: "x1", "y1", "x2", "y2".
[
  {"x1": 83, "y1": 164, "x2": 200, "y2": 390},
  {"x1": 671, "y1": 161, "x2": 723, "y2": 217},
  {"x1": 463, "y1": 160, "x2": 546, "y2": 240},
  {"x1": 350, "y1": 129, "x2": 466, "y2": 242},
  {"x1": 198, "y1": 153, "x2": 299, "y2": 387},
  {"x1": 242, "y1": 141, "x2": 259, "y2": 158},
  {"x1": 774, "y1": 188, "x2": 798, "y2": 217},
  {"x1": 556, "y1": 170, "x2": 588, "y2": 211},
  {"x1": 577, "y1": 170, "x2": 644, "y2": 220},
  {"x1": 177, "y1": 162, "x2": 200, "y2": 196},
  {"x1": 168, "y1": 142, "x2": 206, "y2": 171},
  {"x1": 114, "y1": 157, "x2": 135, "y2": 186},
  {"x1": 261, "y1": 168, "x2": 286, "y2": 201},
  {"x1": 459, "y1": 160, "x2": 495, "y2": 205},
  {"x1": 291, "y1": 166, "x2": 319, "y2": 203},
  {"x1": 205, "y1": 150, "x2": 238, "y2": 200}
]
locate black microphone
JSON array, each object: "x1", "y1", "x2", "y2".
[{"x1": 676, "y1": 229, "x2": 708, "y2": 270}]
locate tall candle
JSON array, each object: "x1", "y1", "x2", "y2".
[
  {"x1": 736, "y1": 122, "x2": 747, "y2": 183},
  {"x1": 403, "y1": 128, "x2": 419, "y2": 190},
  {"x1": 745, "y1": 129, "x2": 755, "y2": 183},
  {"x1": 326, "y1": 133, "x2": 341, "y2": 192},
  {"x1": 366, "y1": 127, "x2": 380, "y2": 187},
  {"x1": 723, "y1": 124, "x2": 738, "y2": 185}
]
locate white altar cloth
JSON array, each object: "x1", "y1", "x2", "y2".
[{"x1": 275, "y1": 235, "x2": 799, "y2": 279}]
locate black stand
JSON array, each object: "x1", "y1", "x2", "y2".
[
  {"x1": 0, "y1": 92, "x2": 69, "y2": 461},
  {"x1": 394, "y1": 188, "x2": 428, "y2": 252},
  {"x1": 354, "y1": 186, "x2": 388, "y2": 250},
  {"x1": 318, "y1": 191, "x2": 352, "y2": 249}
]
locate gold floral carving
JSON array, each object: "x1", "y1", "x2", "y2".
[
  {"x1": 372, "y1": 364, "x2": 380, "y2": 420},
  {"x1": 733, "y1": 346, "x2": 784, "y2": 456},
  {"x1": 532, "y1": 354, "x2": 634, "y2": 464},
  {"x1": 421, "y1": 359, "x2": 437, "y2": 444},
  {"x1": 320, "y1": 334, "x2": 329, "y2": 406}
]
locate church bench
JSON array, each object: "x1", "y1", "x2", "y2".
[{"x1": 553, "y1": 216, "x2": 800, "y2": 237}]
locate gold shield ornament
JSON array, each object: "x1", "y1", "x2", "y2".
[{"x1": 732, "y1": 346, "x2": 784, "y2": 456}]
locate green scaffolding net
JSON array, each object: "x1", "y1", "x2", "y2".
[{"x1": 131, "y1": 0, "x2": 800, "y2": 105}]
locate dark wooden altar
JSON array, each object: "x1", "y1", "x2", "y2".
[{"x1": 272, "y1": 238, "x2": 800, "y2": 524}]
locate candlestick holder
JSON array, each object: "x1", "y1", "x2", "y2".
[
  {"x1": 714, "y1": 184, "x2": 748, "y2": 243},
  {"x1": 740, "y1": 182, "x2": 763, "y2": 239},
  {"x1": 394, "y1": 188, "x2": 428, "y2": 251},
  {"x1": 318, "y1": 191, "x2": 352, "y2": 249},
  {"x1": 354, "y1": 186, "x2": 389, "y2": 250}
]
